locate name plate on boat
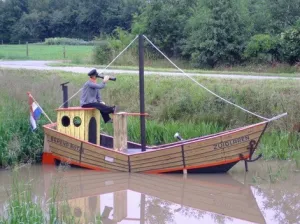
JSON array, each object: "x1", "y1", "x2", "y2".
[
  {"x1": 105, "y1": 156, "x2": 114, "y2": 163},
  {"x1": 105, "y1": 180, "x2": 114, "y2": 185},
  {"x1": 49, "y1": 136, "x2": 82, "y2": 152},
  {"x1": 213, "y1": 135, "x2": 250, "y2": 150}
]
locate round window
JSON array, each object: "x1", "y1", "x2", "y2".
[
  {"x1": 73, "y1": 116, "x2": 82, "y2": 127},
  {"x1": 61, "y1": 116, "x2": 70, "y2": 127}
]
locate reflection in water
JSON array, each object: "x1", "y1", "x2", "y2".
[
  {"x1": 0, "y1": 164, "x2": 299, "y2": 224},
  {"x1": 253, "y1": 187, "x2": 300, "y2": 224},
  {"x1": 231, "y1": 161, "x2": 300, "y2": 224}
]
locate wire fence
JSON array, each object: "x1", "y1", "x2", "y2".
[
  {"x1": 0, "y1": 40, "x2": 95, "y2": 61},
  {"x1": 0, "y1": 38, "x2": 191, "y2": 69}
]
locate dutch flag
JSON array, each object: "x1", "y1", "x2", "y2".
[{"x1": 28, "y1": 94, "x2": 42, "y2": 131}]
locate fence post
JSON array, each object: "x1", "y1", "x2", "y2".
[
  {"x1": 1, "y1": 40, "x2": 3, "y2": 45},
  {"x1": 19, "y1": 40, "x2": 20, "y2": 45},
  {"x1": 26, "y1": 42, "x2": 29, "y2": 57},
  {"x1": 63, "y1": 45, "x2": 66, "y2": 58}
]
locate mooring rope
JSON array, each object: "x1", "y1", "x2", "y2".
[
  {"x1": 58, "y1": 35, "x2": 139, "y2": 108},
  {"x1": 143, "y1": 35, "x2": 287, "y2": 122}
]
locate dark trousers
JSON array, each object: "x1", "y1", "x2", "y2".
[{"x1": 82, "y1": 102, "x2": 114, "y2": 123}]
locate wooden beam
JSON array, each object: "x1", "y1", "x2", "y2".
[{"x1": 113, "y1": 113, "x2": 128, "y2": 152}]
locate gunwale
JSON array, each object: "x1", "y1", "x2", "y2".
[{"x1": 44, "y1": 120, "x2": 267, "y2": 154}]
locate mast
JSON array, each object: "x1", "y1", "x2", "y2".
[{"x1": 139, "y1": 34, "x2": 146, "y2": 152}]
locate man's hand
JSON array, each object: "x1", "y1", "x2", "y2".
[{"x1": 103, "y1": 75, "x2": 110, "y2": 83}]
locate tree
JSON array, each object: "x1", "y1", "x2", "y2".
[
  {"x1": 0, "y1": 0, "x2": 29, "y2": 42},
  {"x1": 10, "y1": 11, "x2": 50, "y2": 42},
  {"x1": 244, "y1": 34, "x2": 280, "y2": 62},
  {"x1": 266, "y1": 0, "x2": 300, "y2": 34},
  {"x1": 132, "y1": 0, "x2": 197, "y2": 57},
  {"x1": 280, "y1": 21, "x2": 300, "y2": 65},
  {"x1": 184, "y1": 0, "x2": 250, "y2": 68},
  {"x1": 247, "y1": 0, "x2": 271, "y2": 34}
]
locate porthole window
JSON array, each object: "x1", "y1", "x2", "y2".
[
  {"x1": 73, "y1": 116, "x2": 82, "y2": 127},
  {"x1": 61, "y1": 116, "x2": 70, "y2": 127}
]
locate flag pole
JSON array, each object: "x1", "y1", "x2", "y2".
[{"x1": 27, "y1": 92, "x2": 54, "y2": 124}]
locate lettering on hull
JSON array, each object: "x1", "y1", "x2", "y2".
[
  {"x1": 213, "y1": 135, "x2": 250, "y2": 150},
  {"x1": 49, "y1": 136, "x2": 82, "y2": 153}
]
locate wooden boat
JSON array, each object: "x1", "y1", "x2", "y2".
[
  {"x1": 47, "y1": 168, "x2": 266, "y2": 224},
  {"x1": 42, "y1": 35, "x2": 278, "y2": 174},
  {"x1": 43, "y1": 118, "x2": 267, "y2": 174}
]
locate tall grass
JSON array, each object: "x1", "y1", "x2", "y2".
[
  {"x1": 1, "y1": 174, "x2": 44, "y2": 223},
  {"x1": 104, "y1": 118, "x2": 224, "y2": 145},
  {"x1": 0, "y1": 69, "x2": 299, "y2": 166},
  {"x1": 259, "y1": 132, "x2": 300, "y2": 160}
]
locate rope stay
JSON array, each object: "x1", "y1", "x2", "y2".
[
  {"x1": 58, "y1": 35, "x2": 139, "y2": 109},
  {"x1": 57, "y1": 34, "x2": 287, "y2": 122},
  {"x1": 143, "y1": 35, "x2": 287, "y2": 122}
]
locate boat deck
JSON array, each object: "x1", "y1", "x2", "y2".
[{"x1": 123, "y1": 148, "x2": 153, "y2": 154}]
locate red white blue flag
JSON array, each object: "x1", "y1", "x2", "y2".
[{"x1": 28, "y1": 93, "x2": 42, "y2": 131}]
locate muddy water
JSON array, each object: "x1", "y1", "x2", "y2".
[{"x1": 0, "y1": 161, "x2": 299, "y2": 224}]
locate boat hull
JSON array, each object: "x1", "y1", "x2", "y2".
[{"x1": 43, "y1": 121, "x2": 268, "y2": 174}]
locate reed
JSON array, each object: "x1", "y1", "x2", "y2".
[
  {"x1": 103, "y1": 118, "x2": 224, "y2": 145},
  {"x1": 259, "y1": 132, "x2": 300, "y2": 160},
  {"x1": 293, "y1": 151, "x2": 300, "y2": 169},
  {"x1": 0, "y1": 171, "x2": 44, "y2": 223},
  {"x1": 0, "y1": 69, "x2": 299, "y2": 166},
  {"x1": 0, "y1": 167, "x2": 102, "y2": 224}
]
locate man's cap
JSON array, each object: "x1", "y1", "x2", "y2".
[{"x1": 88, "y1": 69, "x2": 100, "y2": 77}]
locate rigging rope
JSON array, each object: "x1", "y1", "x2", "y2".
[
  {"x1": 58, "y1": 35, "x2": 139, "y2": 108},
  {"x1": 57, "y1": 34, "x2": 287, "y2": 122},
  {"x1": 143, "y1": 35, "x2": 287, "y2": 122}
]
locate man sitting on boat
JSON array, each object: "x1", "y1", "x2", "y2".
[{"x1": 80, "y1": 69, "x2": 117, "y2": 123}]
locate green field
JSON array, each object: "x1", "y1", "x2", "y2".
[
  {"x1": 1, "y1": 44, "x2": 300, "y2": 76},
  {"x1": 0, "y1": 44, "x2": 93, "y2": 61}
]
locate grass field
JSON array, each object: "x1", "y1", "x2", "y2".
[
  {"x1": 1, "y1": 44, "x2": 300, "y2": 75},
  {"x1": 0, "y1": 44, "x2": 93, "y2": 61}
]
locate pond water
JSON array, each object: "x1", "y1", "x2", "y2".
[{"x1": 0, "y1": 161, "x2": 299, "y2": 224}]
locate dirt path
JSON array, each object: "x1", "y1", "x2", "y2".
[{"x1": 1, "y1": 60, "x2": 299, "y2": 80}]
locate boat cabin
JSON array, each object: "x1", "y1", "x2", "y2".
[{"x1": 55, "y1": 106, "x2": 139, "y2": 153}]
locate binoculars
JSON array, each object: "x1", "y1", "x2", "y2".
[
  {"x1": 96, "y1": 74, "x2": 116, "y2": 81},
  {"x1": 88, "y1": 69, "x2": 116, "y2": 81}
]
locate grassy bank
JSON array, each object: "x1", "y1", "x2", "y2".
[{"x1": 0, "y1": 68, "x2": 299, "y2": 166}]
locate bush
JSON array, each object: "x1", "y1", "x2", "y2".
[
  {"x1": 280, "y1": 22, "x2": 300, "y2": 65},
  {"x1": 44, "y1": 37, "x2": 96, "y2": 45},
  {"x1": 92, "y1": 41, "x2": 113, "y2": 64},
  {"x1": 244, "y1": 34, "x2": 280, "y2": 62},
  {"x1": 92, "y1": 28, "x2": 137, "y2": 65}
]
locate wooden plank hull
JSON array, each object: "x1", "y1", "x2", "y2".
[{"x1": 43, "y1": 121, "x2": 268, "y2": 174}]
